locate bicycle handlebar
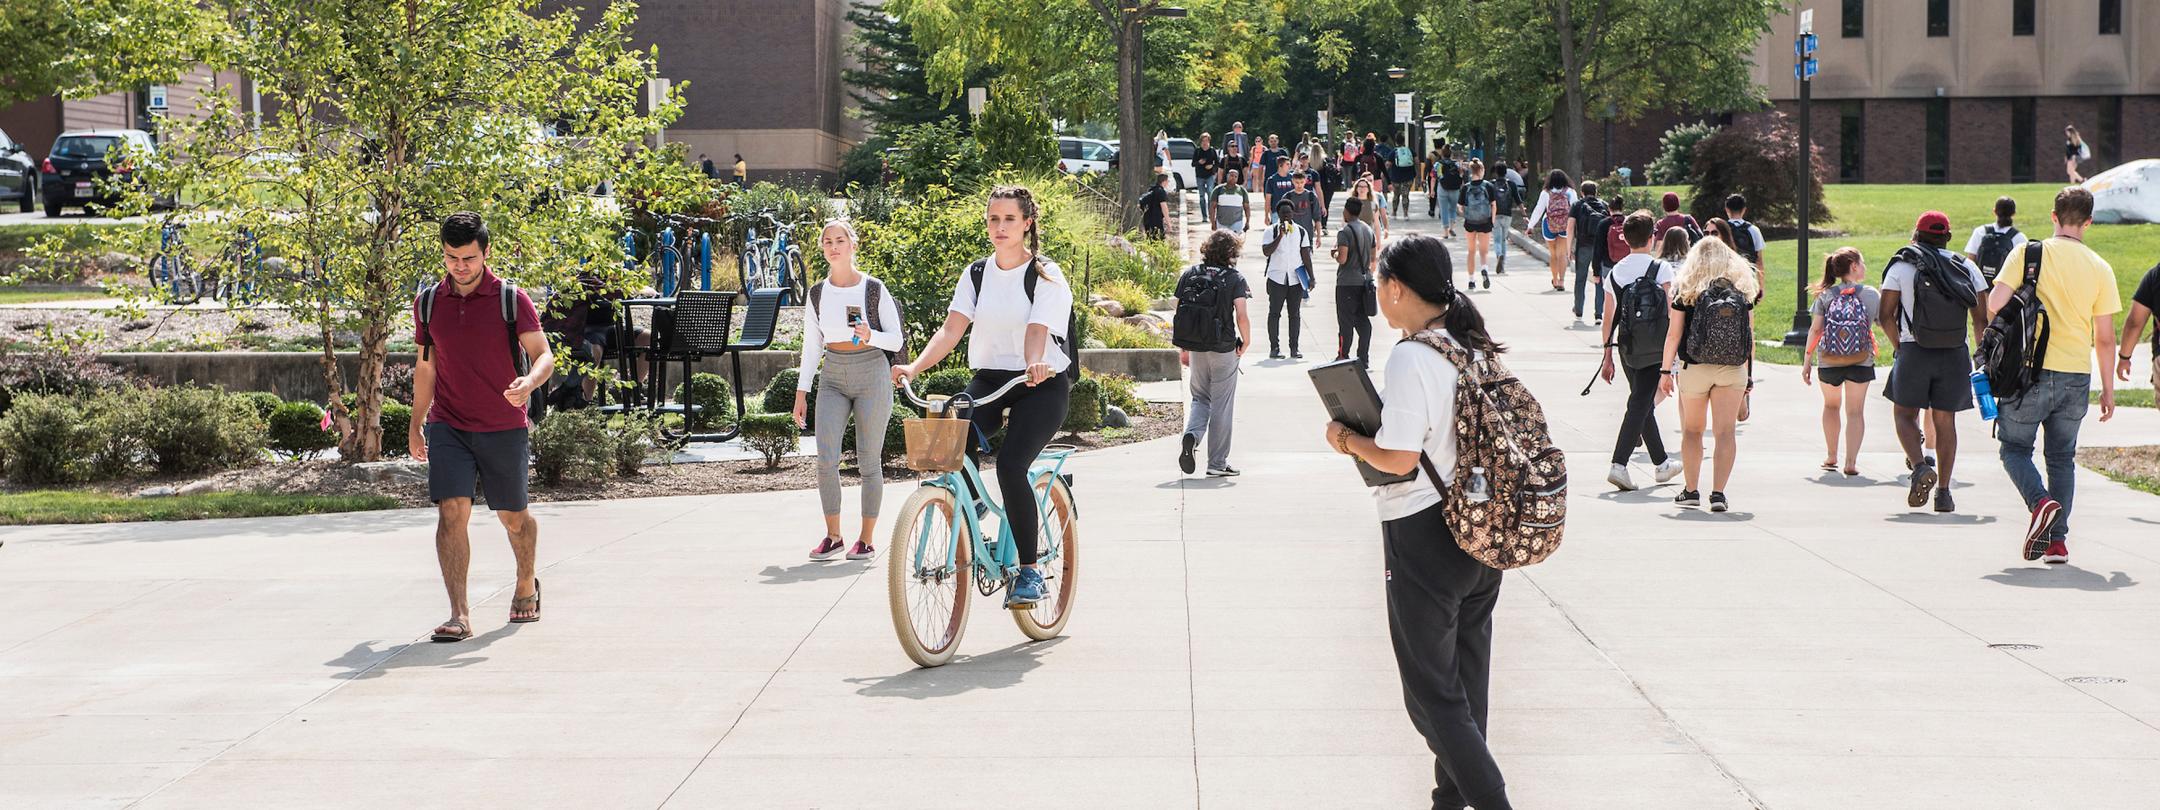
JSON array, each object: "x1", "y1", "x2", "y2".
[{"x1": 899, "y1": 373, "x2": 1029, "y2": 414}]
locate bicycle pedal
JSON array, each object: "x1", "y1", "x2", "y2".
[{"x1": 1004, "y1": 599, "x2": 1037, "y2": 611}]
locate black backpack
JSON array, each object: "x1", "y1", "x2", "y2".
[
  {"x1": 1975, "y1": 226, "x2": 2021, "y2": 283},
  {"x1": 808, "y1": 277, "x2": 911, "y2": 366},
  {"x1": 1491, "y1": 178, "x2": 1519, "y2": 216},
  {"x1": 1726, "y1": 217, "x2": 1760, "y2": 264},
  {"x1": 1171, "y1": 264, "x2": 1241, "y2": 353},
  {"x1": 416, "y1": 279, "x2": 543, "y2": 423},
  {"x1": 1577, "y1": 199, "x2": 1610, "y2": 260},
  {"x1": 1891, "y1": 244, "x2": 1979, "y2": 350},
  {"x1": 1683, "y1": 279, "x2": 1753, "y2": 366},
  {"x1": 970, "y1": 258, "x2": 1081, "y2": 383},
  {"x1": 1439, "y1": 159, "x2": 1463, "y2": 190},
  {"x1": 1614, "y1": 261, "x2": 1669, "y2": 369},
  {"x1": 1976, "y1": 243, "x2": 2051, "y2": 403}
]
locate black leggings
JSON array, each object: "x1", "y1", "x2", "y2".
[
  {"x1": 1266, "y1": 279, "x2": 1303, "y2": 354},
  {"x1": 1334, "y1": 286, "x2": 1372, "y2": 364},
  {"x1": 1385, "y1": 504, "x2": 1512, "y2": 810},
  {"x1": 1611, "y1": 362, "x2": 1669, "y2": 466},
  {"x1": 962, "y1": 370, "x2": 1071, "y2": 565}
]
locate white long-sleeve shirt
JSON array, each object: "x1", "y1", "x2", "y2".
[
  {"x1": 1524, "y1": 187, "x2": 1579, "y2": 233},
  {"x1": 798, "y1": 275, "x2": 904, "y2": 391}
]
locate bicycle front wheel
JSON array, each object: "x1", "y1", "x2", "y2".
[
  {"x1": 888, "y1": 486, "x2": 972, "y2": 667},
  {"x1": 1012, "y1": 475, "x2": 1078, "y2": 640}
]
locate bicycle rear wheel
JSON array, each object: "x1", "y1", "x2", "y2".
[
  {"x1": 1012, "y1": 475, "x2": 1078, "y2": 640},
  {"x1": 783, "y1": 246, "x2": 808, "y2": 304},
  {"x1": 888, "y1": 486, "x2": 972, "y2": 667},
  {"x1": 152, "y1": 254, "x2": 201, "y2": 305}
]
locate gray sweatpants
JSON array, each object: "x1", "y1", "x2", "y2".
[
  {"x1": 1183, "y1": 349, "x2": 1240, "y2": 469},
  {"x1": 814, "y1": 347, "x2": 893, "y2": 517}
]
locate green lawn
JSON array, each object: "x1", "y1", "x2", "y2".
[
  {"x1": 2095, "y1": 388, "x2": 2156, "y2": 408},
  {"x1": 1615, "y1": 184, "x2": 2160, "y2": 366},
  {"x1": 0, "y1": 289, "x2": 106, "y2": 305},
  {"x1": 0, "y1": 491, "x2": 400, "y2": 525}
]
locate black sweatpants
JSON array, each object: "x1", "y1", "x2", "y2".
[
  {"x1": 1384, "y1": 504, "x2": 1512, "y2": 810},
  {"x1": 1334, "y1": 285, "x2": 1373, "y2": 365},
  {"x1": 1266, "y1": 278, "x2": 1303, "y2": 354},
  {"x1": 1611, "y1": 362, "x2": 1669, "y2": 466},
  {"x1": 962, "y1": 369, "x2": 1071, "y2": 565}
]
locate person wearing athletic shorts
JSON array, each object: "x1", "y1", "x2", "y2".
[
  {"x1": 1879, "y1": 211, "x2": 1991, "y2": 514},
  {"x1": 892, "y1": 185, "x2": 1073, "y2": 609},
  {"x1": 410, "y1": 212, "x2": 554, "y2": 643}
]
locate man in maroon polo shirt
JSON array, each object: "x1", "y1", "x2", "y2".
[{"x1": 408, "y1": 212, "x2": 554, "y2": 642}]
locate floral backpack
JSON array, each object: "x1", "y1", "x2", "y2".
[{"x1": 1404, "y1": 329, "x2": 1568, "y2": 570}]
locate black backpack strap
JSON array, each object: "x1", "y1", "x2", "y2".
[
  {"x1": 808, "y1": 280, "x2": 823, "y2": 322},
  {"x1": 2020, "y1": 241, "x2": 2044, "y2": 288},
  {"x1": 967, "y1": 258, "x2": 988, "y2": 302},
  {"x1": 862, "y1": 278, "x2": 881, "y2": 333},
  {"x1": 501, "y1": 281, "x2": 529, "y2": 376},
  {"x1": 415, "y1": 284, "x2": 437, "y2": 361}
]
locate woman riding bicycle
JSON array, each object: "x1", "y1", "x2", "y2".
[
  {"x1": 796, "y1": 219, "x2": 904, "y2": 562},
  {"x1": 890, "y1": 185, "x2": 1073, "y2": 608}
]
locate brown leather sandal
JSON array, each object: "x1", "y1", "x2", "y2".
[{"x1": 509, "y1": 579, "x2": 542, "y2": 624}]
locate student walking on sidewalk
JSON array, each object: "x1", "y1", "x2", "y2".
[
  {"x1": 1657, "y1": 235, "x2": 1760, "y2": 513},
  {"x1": 1569, "y1": 181, "x2": 1610, "y2": 323},
  {"x1": 1801, "y1": 247, "x2": 1881, "y2": 477},
  {"x1": 1458, "y1": 161, "x2": 1498, "y2": 289},
  {"x1": 409, "y1": 212, "x2": 555, "y2": 642},
  {"x1": 1173, "y1": 230, "x2": 1253, "y2": 478},
  {"x1": 1599, "y1": 212, "x2": 1683, "y2": 491},
  {"x1": 1260, "y1": 199, "x2": 1313, "y2": 359},
  {"x1": 1964, "y1": 196, "x2": 2028, "y2": 286},
  {"x1": 1319, "y1": 234, "x2": 1515, "y2": 810},
  {"x1": 1879, "y1": 211, "x2": 1991, "y2": 514},
  {"x1": 1990, "y1": 187, "x2": 2122, "y2": 565},
  {"x1": 794, "y1": 220, "x2": 905, "y2": 562},
  {"x1": 1333, "y1": 197, "x2": 1379, "y2": 367},
  {"x1": 1526, "y1": 171, "x2": 1578, "y2": 292}
]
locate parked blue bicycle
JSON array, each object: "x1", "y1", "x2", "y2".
[
  {"x1": 888, "y1": 375, "x2": 1080, "y2": 668},
  {"x1": 738, "y1": 208, "x2": 807, "y2": 305}
]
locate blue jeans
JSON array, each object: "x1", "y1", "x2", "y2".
[
  {"x1": 1196, "y1": 177, "x2": 1215, "y2": 222},
  {"x1": 1492, "y1": 215, "x2": 1511, "y2": 261},
  {"x1": 1995, "y1": 370, "x2": 2090, "y2": 540},
  {"x1": 1572, "y1": 245, "x2": 1606, "y2": 318},
  {"x1": 1436, "y1": 192, "x2": 1458, "y2": 230}
]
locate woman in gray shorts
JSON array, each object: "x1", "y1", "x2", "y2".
[{"x1": 792, "y1": 220, "x2": 905, "y2": 561}]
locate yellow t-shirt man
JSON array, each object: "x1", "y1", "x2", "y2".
[
  {"x1": 2005, "y1": 236, "x2": 2122, "y2": 373},
  {"x1": 732, "y1": 159, "x2": 747, "y2": 183}
]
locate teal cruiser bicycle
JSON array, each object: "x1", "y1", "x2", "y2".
[{"x1": 888, "y1": 375, "x2": 1080, "y2": 668}]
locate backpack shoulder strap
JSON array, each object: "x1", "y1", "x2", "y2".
[
  {"x1": 808, "y1": 280, "x2": 824, "y2": 320},
  {"x1": 861, "y1": 278, "x2": 880, "y2": 331},
  {"x1": 1022, "y1": 259, "x2": 1039, "y2": 303},
  {"x1": 416, "y1": 284, "x2": 438, "y2": 328},
  {"x1": 2021, "y1": 241, "x2": 2044, "y2": 288},
  {"x1": 499, "y1": 281, "x2": 517, "y2": 325},
  {"x1": 967, "y1": 258, "x2": 989, "y2": 300}
]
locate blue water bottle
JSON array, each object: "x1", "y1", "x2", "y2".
[{"x1": 1971, "y1": 370, "x2": 1999, "y2": 421}]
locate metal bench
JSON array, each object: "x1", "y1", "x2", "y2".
[{"x1": 608, "y1": 287, "x2": 786, "y2": 444}]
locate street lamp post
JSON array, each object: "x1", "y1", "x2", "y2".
[{"x1": 1785, "y1": 10, "x2": 1820, "y2": 346}]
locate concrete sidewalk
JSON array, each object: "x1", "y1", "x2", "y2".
[{"x1": 5, "y1": 191, "x2": 2160, "y2": 808}]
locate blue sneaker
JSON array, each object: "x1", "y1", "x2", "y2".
[{"x1": 1007, "y1": 567, "x2": 1046, "y2": 608}]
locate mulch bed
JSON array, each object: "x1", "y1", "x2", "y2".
[{"x1": 126, "y1": 401, "x2": 1183, "y2": 509}]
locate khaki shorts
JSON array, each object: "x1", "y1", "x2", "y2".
[{"x1": 1677, "y1": 362, "x2": 1748, "y2": 397}]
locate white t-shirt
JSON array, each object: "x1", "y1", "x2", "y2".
[
  {"x1": 1601, "y1": 253, "x2": 1673, "y2": 297},
  {"x1": 1260, "y1": 222, "x2": 1313, "y2": 286},
  {"x1": 797, "y1": 275, "x2": 905, "y2": 391},
  {"x1": 947, "y1": 254, "x2": 1073, "y2": 373},
  {"x1": 1372, "y1": 335, "x2": 1464, "y2": 522},
  {"x1": 1963, "y1": 224, "x2": 2030, "y2": 271},
  {"x1": 1880, "y1": 247, "x2": 1987, "y2": 344}
]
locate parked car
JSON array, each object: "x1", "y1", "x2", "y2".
[
  {"x1": 0, "y1": 128, "x2": 34, "y2": 213},
  {"x1": 1104, "y1": 137, "x2": 1198, "y2": 190},
  {"x1": 39, "y1": 129, "x2": 168, "y2": 217},
  {"x1": 1058, "y1": 136, "x2": 1115, "y2": 176}
]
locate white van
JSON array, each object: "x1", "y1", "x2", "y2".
[{"x1": 1057, "y1": 137, "x2": 1116, "y2": 175}]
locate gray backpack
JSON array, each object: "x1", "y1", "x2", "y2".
[{"x1": 1461, "y1": 181, "x2": 1494, "y2": 223}]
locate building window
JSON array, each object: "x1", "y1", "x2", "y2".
[
  {"x1": 1840, "y1": 101, "x2": 1865, "y2": 182},
  {"x1": 2099, "y1": 95, "x2": 2123, "y2": 168},
  {"x1": 2011, "y1": 97, "x2": 2035, "y2": 183},
  {"x1": 2101, "y1": 0, "x2": 2121, "y2": 35},
  {"x1": 1927, "y1": 0, "x2": 1949, "y2": 36},
  {"x1": 2012, "y1": 0, "x2": 2035, "y2": 35},
  {"x1": 1842, "y1": 0, "x2": 1864, "y2": 38},
  {"x1": 1925, "y1": 99, "x2": 1949, "y2": 184}
]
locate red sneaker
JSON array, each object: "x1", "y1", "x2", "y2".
[
  {"x1": 809, "y1": 537, "x2": 846, "y2": 561},
  {"x1": 2023, "y1": 498, "x2": 2062, "y2": 561},
  {"x1": 846, "y1": 540, "x2": 877, "y2": 561},
  {"x1": 2042, "y1": 540, "x2": 2069, "y2": 565}
]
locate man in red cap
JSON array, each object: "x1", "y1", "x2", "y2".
[
  {"x1": 1878, "y1": 210, "x2": 1991, "y2": 513},
  {"x1": 1653, "y1": 192, "x2": 1698, "y2": 242}
]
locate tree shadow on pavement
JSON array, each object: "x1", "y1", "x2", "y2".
[
  {"x1": 758, "y1": 560, "x2": 873, "y2": 586},
  {"x1": 325, "y1": 623, "x2": 524, "y2": 680},
  {"x1": 1982, "y1": 566, "x2": 2138, "y2": 592},
  {"x1": 842, "y1": 637, "x2": 1067, "y2": 701}
]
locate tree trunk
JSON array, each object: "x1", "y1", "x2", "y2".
[
  {"x1": 1115, "y1": 13, "x2": 1148, "y2": 231},
  {"x1": 1552, "y1": 0, "x2": 1585, "y2": 179}
]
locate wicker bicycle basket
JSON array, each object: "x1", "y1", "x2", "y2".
[{"x1": 903, "y1": 398, "x2": 971, "y2": 472}]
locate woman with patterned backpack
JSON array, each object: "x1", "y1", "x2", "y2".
[
  {"x1": 1321, "y1": 234, "x2": 1568, "y2": 810},
  {"x1": 1803, "y1": 247, "x2": 1882, "y2": 477},
  {"x1": 1657, "y1": 232, "x2": 1760, "y2": 512}
]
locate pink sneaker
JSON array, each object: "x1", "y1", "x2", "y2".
[
  {"x1": 809, "y1": 537, "x2": 846, "y2": 561},
  {"x1": 847, "y1": 540, "x2": 877, "y2": 561}
]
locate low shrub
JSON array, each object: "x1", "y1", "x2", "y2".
[
  {"x1": 0, "y1": 347, "x2": 128, "y2": 418},
  {"x1": 141, "y1": 387, "x2": 267, "y2": 475},
  {"x1": 1063, "y1": 376, "x2": 1104, "y2": 432},
  {"x1": 1686, "y1": 112, "x2": 1831, "y2": 229},
  {"x1": 607, "y1": 413, "x2": 660, "y2": 476},
  {"x1": 81, "y1": 386, "x2": 150, "y2": 480},
  {"x1": 740, "y1": 412, "x2": 801, "y2": 469},
  {"x1": 1096, "y1": 278, "x2": 1152, "y2": 316},
  {"x1": 0, "y1": 393, "x2": 92, "y2": 485},
  {"x1": 530, "y1": 409, "x2": 612, "y2": 485},
  {"x1": 381, "y1": 363, "x2": 416, "y2": 404},
  {"x1": 1091, "y1": 371, "x2": 1143, "y2": 413},
  {"x1": 267, "y1": 401, "x2": 337, "y2": 461},
  {"x1": 761, "y1": 368, "x2": 819, "y2": 430},
  {"x1": 234, "y1": 391, "x2": 284, "y2": 422},
  {"x1": 379, "y1": 402, "x2": 413, "y2": 458},
  {"x1": 840, "y1": 398, "x2": 910, "y2": 461},
  {"x1": 1090, "y1": 317, "x2": 1169, "y2": 349},
  {"x1": 675, "y1": 372, "x2": 734, "y2": 430},
  {"x1": 1649, "y1": 121, "x2": 1718, "y2": 186}
]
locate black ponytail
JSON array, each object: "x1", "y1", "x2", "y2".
[{"x1": 1377, "y1": 234, "x2": 1505, "y2": 355}]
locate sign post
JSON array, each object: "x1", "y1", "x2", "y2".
[
  {"x1": 1785, "y1": 10, "x2": 1819, "y2": 346},
  {"x1": 1394, "y1": 92, "x2": 1414, "y2": 155}
]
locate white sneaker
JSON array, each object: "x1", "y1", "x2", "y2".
[
  {"x1": 1654, "y1": 459, "x2": 1683, "y2": 484},
  {"x1": 1606, "y1": 464, "x2": 1636, "y2": 492}
]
